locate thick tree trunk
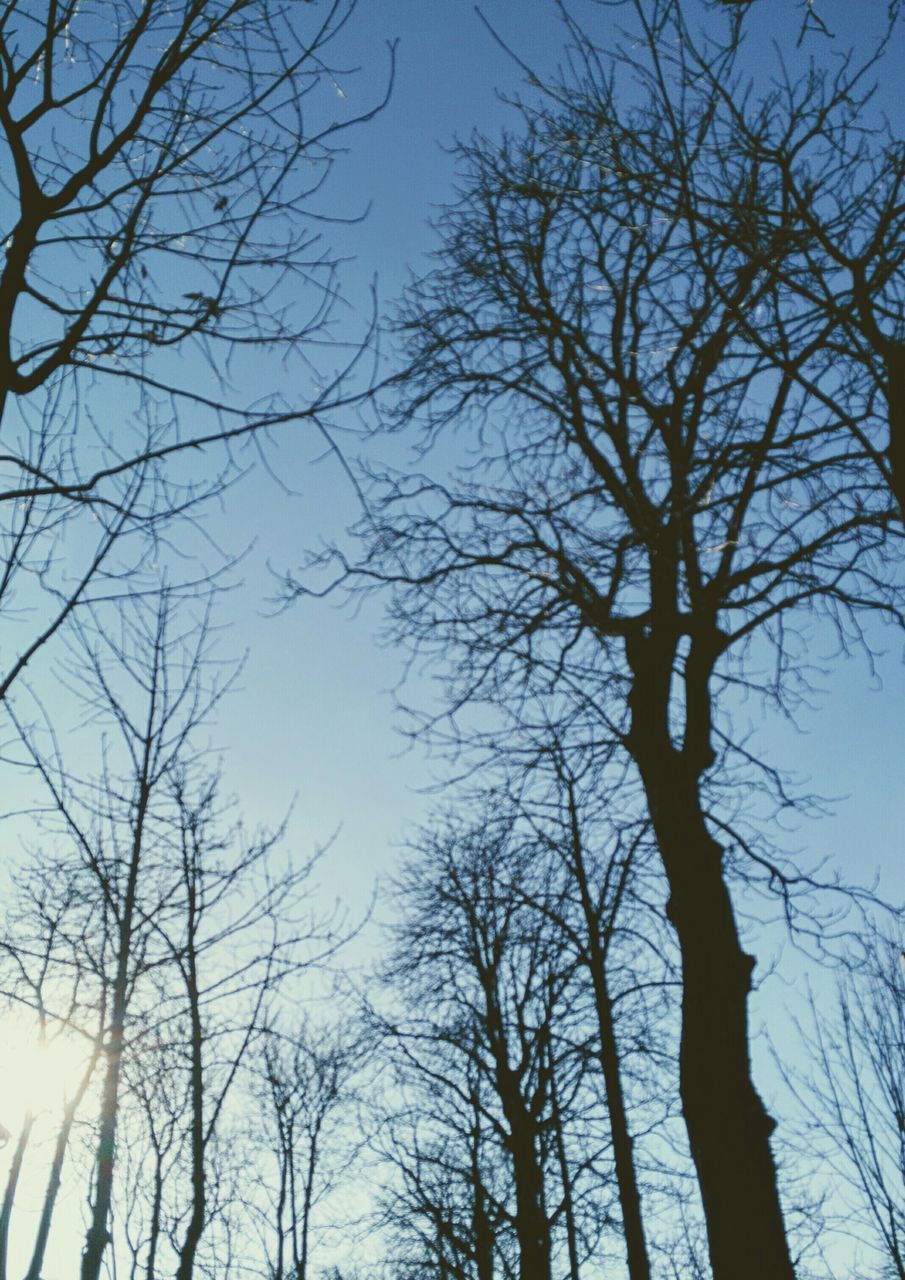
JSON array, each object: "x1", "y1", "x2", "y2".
[
  {"x1": 502, "y1": 1089, "x2": 552, "y2": 1280},
  {"x1": 470, "y1": 1141, "x2": 494, "y2": 1280},
  {"x1": 885, "y1": 353, "x2": 905, "y2": 523},
  {"x1": 626, "y1": 627, "x2": 795, "y2": 1280},
  {"x1": 482, "y1": 981, "x2": 552, "y2": 1280}
]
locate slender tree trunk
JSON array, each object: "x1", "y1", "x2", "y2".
[
  {"x1": 82, "y1": 759, "x2": 154, "y2": 1280},
  {"x1": 565, "y1": 799, "x2": 651, "y2": 1280},
  {"x1": 145, "y1": 1137, "x2": 164, "y2": 1280},
  {"x1": 25, "y1": 1046, "x2": 100, "y2": 1280},
  {"x1": 175, "y1": 906, "x2": 205, "y2": 1280},
  {"x1": 81, "y1": 1017, "x2": 126, "y2": 1280},
  {"x1": 548, "y1": 1052, "x2": 580, "y2": 1280},
  {"x1": 626, "y1": 626, "x2": 795, "y2": 1280},
  {"x1": 0, "y1": 1112, "x2": 33, "y2": 1280},
  {"x1": 274, "y1": 1127, "x2": 289, "y2": 1280},
  {"x1": 296, "y1": 1125, "x2": 319, "y2": 1280}
]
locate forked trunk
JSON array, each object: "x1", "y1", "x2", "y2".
[{"x1": 627, "y1": 627, "x2": 795, "y2": 1280}]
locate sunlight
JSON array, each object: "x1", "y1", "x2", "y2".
[{"x1": 0, "y1": 1013, "x2": 92, "y2": 1133}]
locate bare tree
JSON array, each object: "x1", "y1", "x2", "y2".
[
  {"x1": 375, "y1": 809, "x2": 613, "y2": 1280},
  {"x1": 1, "y1": 586, "x2": 338, "y2": 1280},
  {"x1": 0, "y1": 0, "x2": 390, "y2": 703},
  {"x1": 675, "y1": 0, "x2": 905, "y2": 517},
  {"x1": 257, "y1": 1017, "x2": 366, "y2": 1280},
  {"x1": 513, "y1": 751, "x2": 683, "y2": 1280},
  {"x1": 783, "y1": 932, "x2": 905, "y2": 1279},
  {"x1": 292, "y1": 6, "x2": 905, "y2": 1275},
  {"x1": 0, "y1": 855, "x2": 105, "y2": 1280}
]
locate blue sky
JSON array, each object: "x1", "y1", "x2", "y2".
[
  {"x1": 1, "y1": 4, "x2": 901, "y2": 1277},
  {"x1": 200, "y1": 0, "x2": 904, "y2": 926}
]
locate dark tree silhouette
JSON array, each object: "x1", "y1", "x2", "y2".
[
  {"x1": 292, "y1": 5, "x2": 905, "y2": 1275},
  {"x1": 579, "y1": 0, "x2": 905, "y2": 519},
  {"x1": 515, "y1": 754, "x2": 680, "y2": 1280},
  {"x1": 2, "y1": 588, "x2": 338, "y2": 1280},
  {"x1": 258, "y1": 1018, "x2": 366, "y2": 1280}
]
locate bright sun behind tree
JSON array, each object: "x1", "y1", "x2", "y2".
[{"x1": 0, "y1": 1015, "x2": 92, "y2": 1133}]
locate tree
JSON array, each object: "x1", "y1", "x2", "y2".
[
  {"x1": 515, "y1": 751, "x2": 681, "y2": 1280},
  {"x1": 257, "y1": 1017, "x2": 366, "y2": 1280},
  {"x1": 295, "y1": 5, "x2": 905, "y2": 1274},
  {"x1": 574, "y1": 0, "x2": 905, "y2": 519},
  {"x1": 785, "y1": 932, "x2": 905, "y2": 1278},
  {"x1": 1, "y1": 586, "x2": 338, "y2": 1280},
  {"x1": 375, "y1": 808, "x2": 619, "y2": 1280},
  {"x1": 0, "y1": 0, "x2": 390, "y2": 704}
]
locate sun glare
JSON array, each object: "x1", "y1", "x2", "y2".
[{"x1": 0, "y1": 1014, "x2": 92, "y2": 1133}]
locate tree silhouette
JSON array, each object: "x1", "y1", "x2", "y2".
[{"x1": 294, "y1": 4, "x2": 905, "y2": 1275}]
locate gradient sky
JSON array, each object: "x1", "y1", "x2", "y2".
[{"x1": 1, "y1": 3, "x2": 902, "y2": 1277}]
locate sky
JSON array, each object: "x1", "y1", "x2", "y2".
[
  {"x1": 197, "y1": 0, "x2": 905, "y2": 929},
  {"x1": 0, "y1": 2, "x2": 902, "y2": 1274}
]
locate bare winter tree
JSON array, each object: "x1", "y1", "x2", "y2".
[
  {"x1": 1, "y1": 586, "x2": 338, "y2": 1280},
  {"x1": 570, "y1": 0, "x2": 905, "y2": 519},
  {"x1": 0, "y1": 852, "x2": 106, "y2": 1280},
  {"x1": 256, "y1": 1017, "x2": 366, "y2": 1280},
  {"x1": 374, "y1": 808, "x2": 616, "y2": 1280},
  {"x1": 290, "y1": 5, "x2": 905, "y2": 1275},
  {"x1": 512, "y1": 751, "x2": 684, "y2": 1280},
  {"x1": 782, "y1": 931, "x2": 905, "y2": 1278},
  {"x1": 0, "y1": 0, "x2": 390, "y2": 703}
]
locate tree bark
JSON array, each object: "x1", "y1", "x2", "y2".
[
  {"x1": 481, "y1": 978, "x2": 552, "y2": 1280},
  {"x1": 885, "y1": 353, "x2": 905, "y2": 523},
  {"x1": 175, "y1": 897, "x2": 206, "y2": 1280},
  {"x1": 470, "y1": 1115, "x2": 494, "y2": 1280},
  {"x1": 549, "y1": 1050, "x2": 581, "y2": 1280},
  {"x1": 504, "y1": 1102, "x2": 552, "y2": 1280}
]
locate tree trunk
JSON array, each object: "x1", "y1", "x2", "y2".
[
  {"x1": 470, "y1": 1136, "x2": 494, "y2": 1280},
  {"x1": 25, "y1": 1046, "x2": 100, "y2": 1280},
  {"x1": 549, "y1": 1050, "x2": 581, "y2": 1280},
  {"x1": 480, "y1": 973, "x2": 552, "y2": 1280},
  {"x1": 82, "y1": 761, "x2": 153, "y2": 1280},
  {"x1": 885, "y1": 352, "x2": 905, "y2": 523},
  {"x1": 490, "y1": 1060, "x2": 551, "y2": 1280},
  {"x1": 0, "y1": 1112, "x2": 33, "y2": 1280},
  {"x1": 565, "y1": 799, "x2": 651, "y2": 1280},
  {"x1": 296, "y1": 1125, "x2": 319, "y2": 1280},
  {"x1": 626, "y1": 628, "x2": 796, "y2": 1280},
  {"x1": 175, "y1": 910, "x2": 206, "y2": 1280}
]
